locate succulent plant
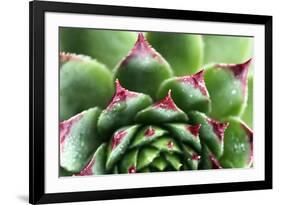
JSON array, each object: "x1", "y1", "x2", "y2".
[
  {"x1": 219, "y1": 117, "x2": 253, "y2": 168},
  {"x1": 146, "y1": 32, "x2": 204, "y2": 76},
  {"x1": 60, "y1": 28, "x2": 137, "y2": 69},
  {"x1": 157, "y1": 70, "x2": 211, "y2": 114},
  {"x1": 114, "y1": 33, "x2": 173, "y2": 100},
  {"x1": 60, "y1": 53, "x2": 114, "y2": 121},
  {"x1": 204, "y1": 59, "x2": 252, "y2": 120},
  {"x1": 60, "y1": 78, "x2": 253, "y2": 175},
  {"x1": 59, "y1": 32, "x2": 253, "y2": 176},
  {"x1": 60, "y1": 107, "x2": 102, "y2": 173}
]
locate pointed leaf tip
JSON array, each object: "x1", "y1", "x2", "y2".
[
  {"x1": 187, "y1": 124, "x2": 201, "y2": 137},
  {"x1": 107, "y1": 79, "x2": 137, "y2": 110},
  {"x1": 178, "y1": 70, "x2": 209, "y2": 96},
  {"x1": 194, "y1": 69, "x2": 204, "y2": 79},
  {"x1": 154, "y1": 90, "x2": 179, "y2": 111},
  {"x1": 228, "y1": 58, "x2": 251, "y2": 79},
  {"x1": 111, "y1": 130, "x2": 127, "y2": 150},
  {"x1": 120, "y1": 32, "x2": 162, "y2": 63},
  {"x1": 137, "y1": 32, "x2": 146, "y2": 42},
  {"x1": 135, "y1": 32, "x2": 149, "y2": 49},
  {"x1": 206, "y1": 118, "x2": 229, "y2": 142},
  {"x1": 144, "y1": 126, "x2": 156, "y2": 137},
  {"x1": 216, "y1": 59, "x2": 252, "y2": 95}
]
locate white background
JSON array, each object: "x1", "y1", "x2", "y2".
[{"x1": 0, "y1": 0, "x2": 279, "y2": 204}]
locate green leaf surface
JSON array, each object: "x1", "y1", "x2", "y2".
[
  {"x1": 219, "y1": 118, "x2": 253, "y2": 168},
  {"x1": 151, "y1": 156, "x2": 168, "y2": 171},
  {"x1": 188, "y1": 111, "x2": 227, "y2": 158},
  {"x1": 165, "y1": 123, "x2": 201, "y2": 152},
  {"x1": 137, "y1": 147, "x2": 160, "y2": 170},
  {"x1": 158, "y1": 72, "x2": 211, "y2": 114},
  {"x1": 106, "y1": 125, "x2": 139, "y2": 171},
  {"x1": 60, "y1": 59, "x2": 113, "y2": 121},
  {"x1": 130, "y1": 126, "x2": 167, "y2": 148},
  {"x1": 60, "y1": 108, "x2": 102, "y2": 173},
  {"x1": 118, "y1": 148, "x2": 139, "y2": 174},
  {"x1": 164, "y1": 153, "x2": 182, "y2": 171},
  {"x1": 151, "y1": 136, "x2": 182, "y2": 154}
]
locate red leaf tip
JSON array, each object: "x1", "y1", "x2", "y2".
[
  {"x1": 111, "y1": 130, "x2": 127, "y2": 150},
  {"x1": 154, "y1": 90, "x2": 179, "y2": 111},
  {"x1": 178, "y1": 70, "x2": 209, "y2": 96},
  {"x1": 132, "y1": 32, "x2": 155, "y2": 56},
  {"x1": 120, "y1": 32, "x2": 164, "y2": 65},
  {"x1": 207, "y1": 118, "x2": 229, "y2": 141},
  {"x1": 137, "y1": 32, "x2": 146, "y2": 42},
  {"x1": 107, "y1": 79, "x2": 137, "y2": 110},
  {"x1": 75, "y1": 158, "x2": 95, "y2": 176},
  {"x1": 216, "y1": 58, "x2": 252, "y2": 95},
  {"x1": 144, "y1": 126, "x2": 155, "y2": 137},
  {"x1": 187, "y1": 124, "x2": 201, "y2": 138}
]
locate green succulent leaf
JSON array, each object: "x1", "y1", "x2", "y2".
[
  {"x1": 59, "y1": 55, "x2": 114, "y2": 121},
  {"x1": 151, "y1": 156, "x2": 168, "y2": 171},
  {"x1": 164, "y1": 153, "x2": 182, "y2": 171},
  {"x1": 219, "y1": 118, "x2": 253, "y2": 168},
  {"x1": 118, "y1": 148, "x2": 139, "y2": 174},
  {"x1": 165, "y1": 123, "x2": 201, "y2": 152},
  {"x1": 189, "y1": 111, "x2": 228, "y2": 158},
  {"x1": 60, "y1": 107, "x2": 102, "y2": 173},
  {"x1": 135, "y1": 91, "x2": 188, "y2": 124},
  {"x1": 199, "y1": 145, "x2": 222, "y2": 169},
  {"x1": 181, "y1": 144, "x2": 200, "y2": 170},
  {"x1": 114, "y1": 33, "x2": 173, "y2": 99},
  {"x1": 75, "y1": 143, "x2": 108, "y2": 176},
  {"x1": 137, "y1": 147, "x2": 160, "y2": 170},
  {"x1": 97, "y1": 80, "x2": 152, "y2": 139},
  {"x1": 204, "y1": 59, "x2": 251, "y2": 120},
  {"x1": 106, "y1": 125, "x2": 139, "y2": 171},
  {"x1": 130, "y1": 125, "x2": 167, "y2": 148},
  {"x1": 59, "y1": 31, "x2": 254, "y2": 176},
  {"x1": 151, "y1": 136, "x2": 182, "y2": 154},
  {"x1": 158, "y1": 70, "x2": 211, "y2": 114}
]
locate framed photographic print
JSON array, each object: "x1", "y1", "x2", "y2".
[{"x1": 29, "y1": 0, "x2": 272, "y2": 204}]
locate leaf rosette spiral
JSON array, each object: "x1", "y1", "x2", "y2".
[{"x1": 59, "y1": 33, "x2": 253, "y2": 176}]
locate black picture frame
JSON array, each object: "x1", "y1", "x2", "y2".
[{"x1": 29, "y1": 1, "x2": 272, "y2": 204}]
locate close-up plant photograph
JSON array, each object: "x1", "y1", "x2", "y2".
[{"x1": 59, "y1": 29, "x2": 254, "y2": 177}]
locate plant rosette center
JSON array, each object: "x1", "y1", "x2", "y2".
[{"x1": 59, "y1": 33, "x2": 253, "y2": 177}]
